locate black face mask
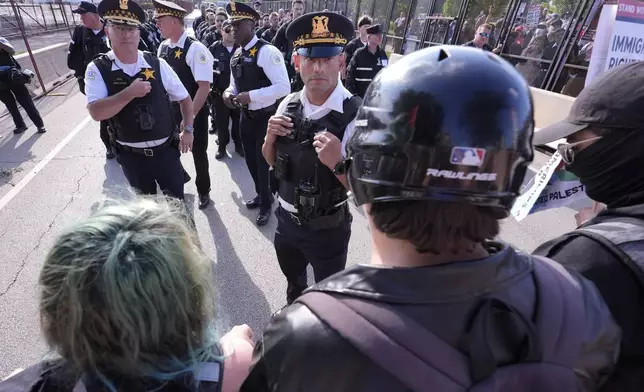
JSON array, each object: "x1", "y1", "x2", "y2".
[{"x1": 566, "y1": 130, "x2": 644, "y2": 208}]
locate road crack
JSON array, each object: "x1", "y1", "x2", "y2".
[{"x1": 0, "y1": 165, "x2": 90, "y2": 298}]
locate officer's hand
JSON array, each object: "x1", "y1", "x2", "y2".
[
  {"x1": 266, "y1": 115, "x2": 293, "y2": 141},
  {"x1": 235, "y1": 91, "x2": 251, "y2": 105},
  {"x1": 127, "y1": 78, "x2": 152, "y2": 98},
  {"x1": 179, "y1": 131, "x2": 194, "y2": 153},
  {"x1": 313, "y1": 131, "x2": 343, "y2": 171},
  {"x1": 223, "y1": 92, "x2": 236, "y2": 109},
  {"x1": 221, "y1": 324, "x2": 254, "y2": 347}
]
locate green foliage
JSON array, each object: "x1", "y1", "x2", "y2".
[{"x1": 550, "y1": 0, "x2": 577, "y2": 15}]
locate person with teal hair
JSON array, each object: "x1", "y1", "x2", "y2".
[{"x1": 0, "y1": 197, "x2": 254, "y2": 392}]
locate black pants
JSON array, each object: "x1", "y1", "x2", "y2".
[
  {"x1": 0, "y1": 82, "x2": 43, "y2": 129},
  {"x1": 192, "y1": 107, "x2": 211, "y2": 195},
  {"x1": 240, "y1": 110, "x2": 272, "y2": 208},
  {"x1": 274, "y1": 206, "x2": 352, "y2": 303},
  {"x1": 175, "y1": 104, "x2": 211, "y2": 195},
  {"x1": 213, "y1": 93, "x2": 240, "y2": 149},
  {"x1": 208, "y1": 92, "x2": 216, "y2": 130},
  {"x1": 117, "y1": 145, "x2": 185, "y2": 199},
  {"x1": 99, "y1": 120, "x2": 111, "y2": 150}
]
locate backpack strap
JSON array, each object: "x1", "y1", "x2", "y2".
[
  {"x1": 530, "y1": 256, "x2": 585, "y2": 366},
  {"x1": 574, "y1": 217, "x2": 644, "y2": 287},
  {"x1": 296, "y1": 291, "x2": 471, "y2": 392}
]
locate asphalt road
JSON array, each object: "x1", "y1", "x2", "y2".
[{"x1": 0, "y1": 14, "x2": 579, "y2": 377}]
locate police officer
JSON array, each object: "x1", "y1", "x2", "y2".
[
  {"x1": 262, "y1": 12, "x2": 359, "y2": 304},
  {"x1": 201, "y1": 10, "x2": 226, "y2": 49},
  {"x1": 67, "y1": 1, "x2": 113, "y2": 159},
  {"x1": 85, "y1": 0, "x2": 193, "y2": 200},
  {"x1": 155, "y1": 0, "x2": 214, "y2": 210},
  {"x1": 271, "y1": 0, "x2": 305, "y2": 91},
  {"x1": 343, "y1": 15, "x2": 371, "y2": 73},
  {"x1": 346, "y1": 24, "x2": 388, "y2": 99},
  {"x1": 209, "y1": 19, "x2": 243, "y2": 160},
  {"x1": 222, "y1": 1, "x2": 290, "y2": 226}
]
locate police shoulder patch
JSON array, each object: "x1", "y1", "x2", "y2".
[
  {"x1": 197, "y1": 51, "x2": 208, "y2": 64},
  {"x1": 272, "y1": 54, "x2": 283, "y2": 65},
  {"x1": 86, "y1": 70, "x2": 96, "y2": 80}
]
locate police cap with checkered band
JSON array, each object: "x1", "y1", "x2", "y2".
[
  {"x1": 345, "y1": 45, "x2": 535, "y2": 210},
  {"x1": 98, "y1": 0, "x2": 146, "y2": 26}
]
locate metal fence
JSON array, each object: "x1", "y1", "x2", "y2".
[{"x1": 261, "y1": 0, "x2": 604, "y2": 98}]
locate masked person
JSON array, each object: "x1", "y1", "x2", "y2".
[
  {"x1": 345, "y1": 24, "x2": 388, "y2": 99},
  {"x1": 533, "y1": 61, "x2": 644, "y2": 391},
  {"x1": 262, "y1": 12, "x2": 359, "y2": 305},
  {"x1": 85, "y1": 0, "x2": 194, "y2": 200},
  {"x1": 155, "y1": 0, "x2": 214, "y2": 210},
  {"x1": 222, "y1": 1, "x2": 290, "y2": 226},
  {"x1": 240, "y1": 46, "x2": 620, "y2": 392},
  {"x1": 209, "y1": 19, "x2": 243, "y2": 160}
]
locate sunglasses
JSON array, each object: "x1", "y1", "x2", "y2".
[
  {"x1": 479, "y1": 32, "x2": 490, "y2": 38},
  {"x1": 556, "y1": 136, "x2": 602, "y2": 164},
  {"x1": 223, "y1": 27, "x2": 232, "y2": 33}
]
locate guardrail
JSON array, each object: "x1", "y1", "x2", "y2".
[{"x1": 14, "y1": 41, "x2": 74, "y2": 97}]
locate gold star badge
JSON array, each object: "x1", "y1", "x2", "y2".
[
  {"x1": 174, "y1": 48, "x2": 183, "y2": 58},
  {"x1": 249, "y1": 47, "x2": 258, "y2": 57},
  {"x1": 141, "y1": 68, "x2": 155, "y2": 80}
]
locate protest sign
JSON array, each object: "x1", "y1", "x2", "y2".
[
  {"x1": 511, "y1": 151, "x2": 593, "y2": 221},
  {"x1": 604, "y1": 0, "x2": 644, "y2": 71},
  {"x1": 525, "y1": 4, "x2": 541, "y2": 27}
]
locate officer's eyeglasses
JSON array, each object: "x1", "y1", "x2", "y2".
[
  {"x1": 223, "y1": 27, "x2": 232, "y2": 33},
  {"x1": 556, "y1": 136, "x2": 602, "y2": 164}
]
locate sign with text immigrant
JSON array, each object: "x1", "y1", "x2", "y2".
[{"x1": 604, "y1": 0, "x2": 644, "y2": 71}]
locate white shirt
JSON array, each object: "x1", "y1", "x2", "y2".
[
  {"x1": 224, "y1": 35, "x2": 290, "y2": 110},
  {"x1": 84, "y1": 50, "x2": 189, "y2": 147},
  {"x1": 274, "y1": 79, "x2": 357, "y2": 212},
  {"x1": 158, "y1": 31, "x2": 214, "y2": 83}
]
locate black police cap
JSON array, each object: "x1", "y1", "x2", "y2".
[
  {"x1": 72, "y1": 1, "x2": 98, "y2": 14},
  {"x1": 286, "y1": 12, "x2": 354, "y2": 58},
  {"x1": 153, "y1": 0, "x2": 187, "y2": 19},
  {"x1": 98, "y1": 0, "x2": 146, "y2": 26},
  {"x1": 226, "y1": 1, "x2": 260, "y2": 22},
  {"x1": 346, "y1": 46, "x2": 534, "y2": 210},
  {"x1": 365, "y1": 24, "x2": 383, "y2": 34}
]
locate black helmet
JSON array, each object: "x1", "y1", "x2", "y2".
[{"x1": 346, "y1": 46, "x2": 534, "y2": 209}]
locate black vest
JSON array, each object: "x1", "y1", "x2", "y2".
[
  {"x1": 230, "y1": 39, "x2": 271, "y2": 94},
  {"x1": 209, "y1": 41, "x2": 238, "y2": 92},
  {"x1": 81, "y1": 27, "x2": 110, "y2": 69},
  {"x1": 350, "y1": 46, "x2": 388, "y2": 98},
  {"x1": 93, "y1": 52, "x2": 176, "y2": 143},
  {"x1": 159, "y1": 37, "x2": 199, "y2": 98},
  {"x1": 275, "y1": 92, "x2": 361, "y2": 214}
]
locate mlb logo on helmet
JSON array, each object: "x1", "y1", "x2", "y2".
[{"x1": 450, "y1": 147, "x2": 486, "y2": 167}]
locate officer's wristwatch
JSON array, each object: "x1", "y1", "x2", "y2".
[
  {"x1": 184, "y1": 125, "x2": 194, "y2": 133},
  {"x1": 333, "y1": 160, "x2": 348, "y2": 175}
]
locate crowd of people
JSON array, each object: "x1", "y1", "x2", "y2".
[{"x1": 2, "y1": 0, "x2": 644, "y2": 391}]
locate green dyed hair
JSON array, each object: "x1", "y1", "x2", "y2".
[{"x1": 39, "y1": 197, "x2": 218, "y2": 384}]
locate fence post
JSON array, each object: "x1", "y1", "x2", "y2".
[
  {"x1": 8, "y1": 0, "x2": 47, "y2": 95},
  {"x1": 50, "y1": 3, "x2": 59, "y2": 28},
  {"x1": 40, "y1": 5, "x2": 47, "y2": 30}
]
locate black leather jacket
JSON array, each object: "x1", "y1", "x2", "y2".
[{"x1": 241, "y1": 242, "x2": 621, "y2": 392}]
